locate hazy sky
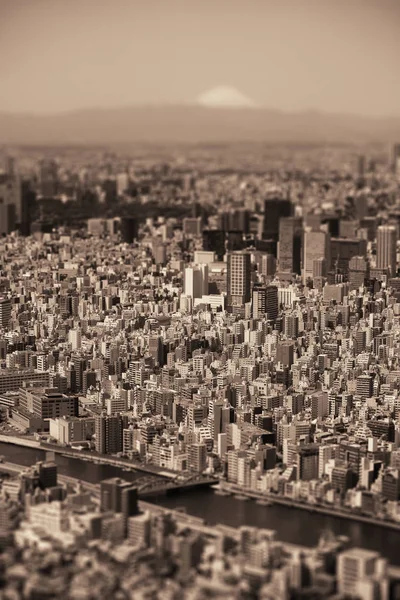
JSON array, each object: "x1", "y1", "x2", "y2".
[{"x1": 1, "y1": 0, "x2": 399, "y2": 116}]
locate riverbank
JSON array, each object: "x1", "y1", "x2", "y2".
[
  {"x1": 0, "y1": 435, "x2": 217, "y2": 495},
  {"x1": 215, "y1": 481, "x2": 400, "y2": 532},
  {"x1": 2, "y1": 441, "x2": 400, "y2": 565}
]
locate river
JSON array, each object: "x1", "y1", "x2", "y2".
[{"x1": 2, "y1": 442, "x2": 400, "y2": 565}]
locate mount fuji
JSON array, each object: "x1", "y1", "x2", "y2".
[{"x1": 197, "y1": 86, "x2": 257, "y2": 109}]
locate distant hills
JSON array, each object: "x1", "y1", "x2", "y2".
[{"x1": 1, "y1": 105, "x2": 399, "y2": 145}]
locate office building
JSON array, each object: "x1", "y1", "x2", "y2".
[
  {"x1": 118, "y1": 217, "x2": 138, "y2": 243},
  {"x1": 19, "y1": 388, "x2": 79, "y2": 420},
  {"x1": 95, "y1": 413, "x2": 124, "y2": 455},
  {"x1": 376, "y1": 225, "x2": 397, "y2": 276},
  {"x1": 263, "y1": 198, "x2": 292, "y2": 240},
  {"x1": 0, "y1": 174, "x2": 20, "y2": 235},
  {"x1": 252, "y1": 285, "x2": 278, "y2": 321},
  {"x1": 202, "y1": 229, "x2": 226, "y2": 260},
  {"x1": 189, "y1": 443, "x2": 207, "y2": 472},
  {"x1": 349, "y1": 256, "x2": 369, "y2": 290},
  {"x1": 68, "y1": 328, "x2": 81, "y2": 351},
  {"x1": 227, "y1": 252, "x2": 251, "y2": 308},
  {"x1": 330, "y1": 238, "x2": 367, "y2": 277},
  {"x1": 296, "y1": 444, "x2": 319, "y2": 481},
  {"x1": 278, "y1": 217, "x2": 302, "y2": 274},
  {"x1": 184, "y1": 265, "x2": 208, "y2": 299},
  {"x1": 356, "y1": 374, "x2": 374, "y2": 399},
  {"x1": 259, "y1": 253, "x2": 276, "y2": 278},
  {"x1": 37, "y1": 461, "x2": 58, "y2": 489},
  {"x1": 0, "y1": 298, "x2": 12, "y2": 328},
  {"x1": 20, "y1": 180, "x2": 36, "y2": 237},
  {"x1": 303, "y1": 230, "x2": 330, "y2": 283}
]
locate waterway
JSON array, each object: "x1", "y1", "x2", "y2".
[{"x1": 2, "y1": 442, "x2": 400, "y2": 566}]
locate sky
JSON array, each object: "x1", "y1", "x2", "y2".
[{"x1": 0, "y1": 0, "x2": 399, "y2": 116}]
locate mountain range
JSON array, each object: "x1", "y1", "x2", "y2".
[{"x1": 1, "y1": 105, "x2": 399, "y2": 145}]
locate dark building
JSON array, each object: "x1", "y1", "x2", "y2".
[
  {"x1": 226, "y1": 231, "x2": 246, "y2": 252},
  {"x1": 330, "y1": 238, "x2": 368, "y2": 277},
  {"x1": 119, "y1": 217, "x2": 139, "y2": 244},
  {"x1": 252, "y1": 284, "x2": 278, "y2": 322},
  {"x1": 95, "y1": 413, "x2": 124, "y2": 455},
  {"x1": 83, "y1": 370, "x2": 97, "y2": 394},
  {"x1": 37, "y1": 461, "x2": 58, "y2": 490},
  {"x1": 149, "y1": 335, "x2": 163, "y2": 366},
  {"x1": 255, "y1": 238, "x2": 278, "y2": 257},
  {"x1": 321, "y1": 216, "x2": 340, "y2": 238},
  {"x1": 263, "y1": 198, "x2": 292, "y2": 240},
  {"x1": 202, "y1": 229, "x2": 226, "y2": 260},
  {"x1": 278, "y1": 217, "x2": 303, "y2": 274},
  {"x1": 102, "y1": 179, "x2": 118, "y2": 205},
  {"x1": 20, "y1": 181, "x2": 36, "y2": 237}
]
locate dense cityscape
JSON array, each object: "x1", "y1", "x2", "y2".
[{"x1": 0, "y1": 142, "x2": 399, "y2": 598}]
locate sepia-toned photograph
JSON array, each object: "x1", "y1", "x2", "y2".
[{"x1": 0, "y1": 0, "x2": 400, "y2": 598}]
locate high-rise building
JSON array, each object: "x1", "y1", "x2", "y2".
[
  {"x1": 349, "y1": 256, "x2": 369, "y2": 290},
  {"x1": 95, "y1": 413, "x2": 124, "y2": 454},
  {"x1": 184, "y1": 265, "x2": 208, "y2": 299},
  {"x1": 202, "y1": 229, "x2": 226, "y2": 260},
  {"x1": 227, "y1": 252, "x2": 251, "y2": 308},
  {"x1": 118, "y1": 217, "x2": 139, "y2": 243},
  {"x1": 68, "y1": 328, "x2": 82, "y2": 351},
  {"x1": 263, "y1": 198, "x2": 292, "y2": 240},
  {"x1": 376, "y1": 225, "x2": 397, "y2": 276},
  {"x1": 149, "y1": 335, "x2": 163, "y2": 366},
  {"x1": 259, "y1": 253, "x2": 276, "y2": 278},
  {"x1": 303, "y1": 230, "x2": 330, "y2": 283},
  {"x1": 278, "y1": 217, "x2": 302, "y2": 274},
  {"x1": 330, "y1": 238, "x2": 367, "y2": 276},
  {"x1": 356, "y1": 374, "x2": 374, "y2": 399},
  {"x1": 276, "y1": 341, "x2": 295, "y2": 367},
  {"x1": 0, "y1": 169, "x2": 21, "y2": 235},
  {"x1": 0, "y1": 298, "x2": 12, "y2": 328},
  {"x1": 188, "y1": 442, "x2": 207, "y2": 472},
  {"x1": 296, "y1": 444, "x2": 319, "y2": 481},
  {"x1": 252, "y1": 285, "x2": 278, "y2": 321},
  {"x1": 20, "y1": 180, "x2": 36, "y2": 237}
]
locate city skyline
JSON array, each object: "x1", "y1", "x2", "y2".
[{"x1": 1, "y1": 0, "x2": 400, "y2": 117}]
